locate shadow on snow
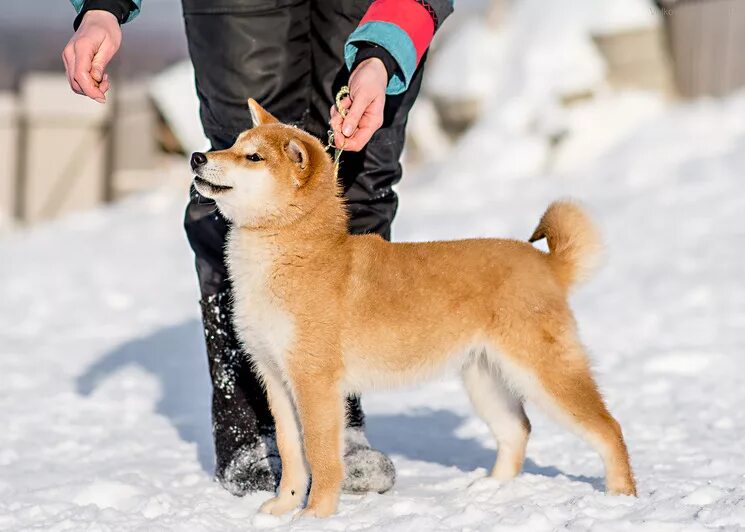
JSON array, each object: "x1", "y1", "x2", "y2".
[{"x1": 76, "y1": 319, "x2": 601, "y2": 490}]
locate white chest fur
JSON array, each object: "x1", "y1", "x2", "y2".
[{"x1": 226, "y1": 229, "x2": 295, "y2": 368}]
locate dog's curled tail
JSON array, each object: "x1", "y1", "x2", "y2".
[{"x1": 529, "y1": 200, "x2": 602, "y2": 291}]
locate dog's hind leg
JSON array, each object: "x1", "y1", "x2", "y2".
[
  {"x1": 497, "y1": 325, "x2": 637, "y2": 496},
  {"x1": 462, "y1": 351, "x2": 531, "y2": 480}
]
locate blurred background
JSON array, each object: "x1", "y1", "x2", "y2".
[{"x1": 1, "y1": 0, "x2": 744, "y2": 231}]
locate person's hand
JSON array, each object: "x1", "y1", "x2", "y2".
[
  {"x1": 330, "y1": 57, "x2": 387, "y2": 152},
  {"x1": 62, "y1": 10, "x2": 122, "y2": 103}
]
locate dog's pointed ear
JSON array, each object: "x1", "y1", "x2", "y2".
[
  {"x1": 285, "y1": 138, "x2": 309, "y2": 170},
  {"x1": 247, "y1": 98, "x2": 279, "y2": 127},
  {"x1": 285, "y1": 138, "x2": 311, "y2": 186}
]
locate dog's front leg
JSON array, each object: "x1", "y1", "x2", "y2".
[
  {"x1": 256, "y1": 363, "x2": 308, "y2": 516},
  {"x1": 291, "y1": 363, "x2": 344, "y2": 518}
]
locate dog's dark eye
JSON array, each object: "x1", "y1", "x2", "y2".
[{"x1": 246, "y1": 153, "x2": 264, "y2": 162}]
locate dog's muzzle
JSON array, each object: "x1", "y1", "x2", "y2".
[{"x1": 191, "y1": 152, "x2": 233, "y2": 193}]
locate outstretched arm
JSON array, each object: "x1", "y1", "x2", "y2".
[{"x1": 63, "y1": 0, "x2": 142, "y2": 102}]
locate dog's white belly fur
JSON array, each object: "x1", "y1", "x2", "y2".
[
  {"x1": 341, "y1": 342, "x2": 481, "y2": 394},
  {"x1": 226, "y1": 230, "x2": 295, "y2": 372}
]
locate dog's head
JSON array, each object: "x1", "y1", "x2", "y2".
[{"x1": 191, "y1": 99, "x2": 334, "y2": 228}]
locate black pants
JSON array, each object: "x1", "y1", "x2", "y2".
[{"x1": 181, "y1": 0, "x2": 424, "y2": 475}]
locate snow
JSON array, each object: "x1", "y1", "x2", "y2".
[
  {"x1": 425, "y1": 0, "x2": 666, "y2": 180},
  {"x1": 2, "y1": 87, "x2": 745, "y2": 529},
  {"x1": 427, "y1": 0, "x2": 617, "y2": 103},
  {"x1": 3, "y1": 0, "x2": 745, "y2": 524},
  {"x1": 149, "y1": 62, "x2": 210, "y2": 155}
]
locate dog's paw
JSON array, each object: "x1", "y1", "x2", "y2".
[
  {"x1": 292, "y1": 507, "x2": 328, "y2": 520},
  {"x1": 259, "y1": 494, "x2": 300, "y2": 516},
  {"x1": 607, "y1": 482, "x2": 637, "y2": 497},
  {"x1": 292, "y1": 501, "x2": 337, "y2": 520},
  {"x1": 606, "y1": 471, "x2": 637, "y2": 497},
  {"x1": 468, "y1": 476, "x2": 503, "y2": 492}
]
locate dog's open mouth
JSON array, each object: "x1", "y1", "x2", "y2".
[{"x1": 194, "y1": 176, "x2": 233, "y2": 193}]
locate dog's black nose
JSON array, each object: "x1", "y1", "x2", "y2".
[{"x1": 191, "y1": 152, "x2": 208, "y2": 170}]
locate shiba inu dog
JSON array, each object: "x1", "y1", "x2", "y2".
[{"x1": 191, "y1": 99, "x2": 637, "y2": 518}]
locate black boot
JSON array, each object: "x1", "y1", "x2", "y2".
[{"x1": 200, "y1": 290, "x2": 280, "y2": 495}]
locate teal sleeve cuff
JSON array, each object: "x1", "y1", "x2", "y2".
[
  {"x1": 70, "y1": 0, "x2": 141, "y2": 25},
  {"x1": 344, "y1": 21, "x2": 418, "y2": 96}
]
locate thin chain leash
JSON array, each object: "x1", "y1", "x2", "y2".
[{"x1": 325, "y1": 85, "x2": 350, "y2": 179}]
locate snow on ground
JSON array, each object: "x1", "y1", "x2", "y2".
[{"x1": 2, "y1": 88, "x2": 745, "y2": 530}]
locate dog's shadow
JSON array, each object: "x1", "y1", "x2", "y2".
[
  {"x1": 77, "y1": 319, "x2": 601, "y2": 490},
  {"x1": 365, "y1": 410, "x2": 603, "y2": 490}
]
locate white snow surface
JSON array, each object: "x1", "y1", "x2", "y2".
[{"x1": 3, "y1": 90, "x2": 745, "y2": 530}]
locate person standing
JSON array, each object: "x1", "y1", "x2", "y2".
[{"x1": 63, "y1": 0, "x2": 452, "y2": 495}]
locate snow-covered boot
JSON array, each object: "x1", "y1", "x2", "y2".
[
  {"x1": 200, "y1": 290, "x2": 280, "y2": 495},
  {"x1": 342, "y1": 421, "x2": 396, "y2": 494}
]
